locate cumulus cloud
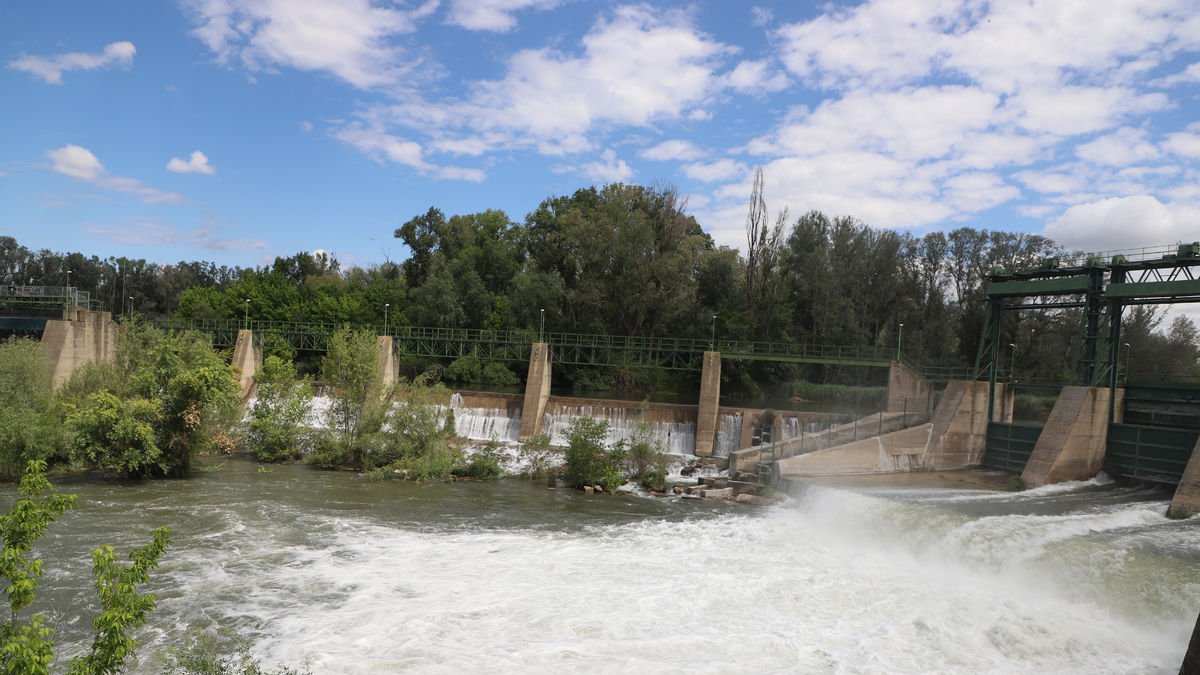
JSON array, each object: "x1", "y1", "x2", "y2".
[
  {"x1": 682, "y1": 158, "x2": 745, "y2": 183},
  {"x1": 576, "y1": 149, "x2": 633, "y2": 183},
  {"x1": 1076, "y1": 128, "x2": 1160, "y2": 166},
  {"x1": 445, "y1": 0, "x2": 560, "y2": 32},
  {"x1": 46, "y1": 144, "x2": 183, "y2": 204},
  {"x1": 723, "y1": 59, "x2": 789, "y2": 93},
  {"x1": 8, "y1": 41, "x2": 135, "y2": 84},
  {"x1": 1045, "y1": 195, "x2": 1200, "y2": 251},
  {"x1": 181, "y1": 0, "x2": 438, "y2": 89},
  {"x1": 333, "y1": 124, "x2": 485, "y2": 181},
  {"x1": 166, "y1": 150, "x2": 217, "y2": 175},
  {"x1": 640, "y1": 139, "x2": 704, "y2": 161}
]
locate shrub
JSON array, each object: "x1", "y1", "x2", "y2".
[
  {"x1": 68, "y1": 392, "x2": 164, "y2": 478},
  {"x1": 248, "y1": 356, "x2": 313, "y2": 462},
  {"x1": 0, "y1": 339, "x2": 67, "y2": 478},
  {"x1": 564, "y1": 418, "x2": 609, "y2": 488}
]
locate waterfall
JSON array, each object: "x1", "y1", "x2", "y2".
[
  {"x1": 714, "y1": 413, "x2": 743, "y2": 457},
  {"x1": 448, "y1": 393, "x2": 522, "y2": 444},
  {"x1": 540, "y1": 405, "x2": 696, "y2": 455}
]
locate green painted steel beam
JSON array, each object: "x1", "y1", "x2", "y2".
[
  {"x1": 986, "y1": 275, "x2": 1092, "y2": 297},
  {"x1": 1105, "y1": 279, "x2": 1200, "y2": 299}
]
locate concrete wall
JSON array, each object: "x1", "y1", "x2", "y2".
[
  {"x1": 1168, "y1": 435, "x2": 1200, "y2": 518},
  {"x1": 40, "y1": 309, "x2": 115, "y2": 389},
  {"x1": 739, "y1": 411, "x2": 926, "y2": 474},
  {"x1": 1181, "y1": 609, "x2": 1200, "y2": 675},
  {"x1": 887, "y1": 360, "x2": 934, "y2": 415},
  {"x1": 518, "y1": 342, "x2": 552, "y2": 441},
  {"x1": 694, "y1": 351, "x2": 721, "y2": 456},
  {"x1": 231, "y1": 329, "x2": 262, "y2": 401},
  {"x1": 1021, "y1": 386, "x2": 1114, "y2": 487},
  {"x1": 376, "y1": 336, "x2": 397, "y2": 391},
  {"x1": 771, "y1": 379, "x2": 1006, "y2": 478}
]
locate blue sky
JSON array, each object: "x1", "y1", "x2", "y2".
[{"x1": 3, "y1": 0, "x2": 1200, "y2": 270}]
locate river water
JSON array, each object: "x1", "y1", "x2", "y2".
[{"x1": 9, "y1": 460, "x2": 1199, "y2": 674}]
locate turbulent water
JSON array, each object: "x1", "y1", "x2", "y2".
[{"x1": 11, "y1": 461, "x2": 1200, "y2": 674}]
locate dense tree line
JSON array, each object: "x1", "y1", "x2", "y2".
[{"x1": 3, "y1": 178, "x2": 1197, "y2": 391}]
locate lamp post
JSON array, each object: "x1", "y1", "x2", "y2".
[
  {"x1": 384, "y1": 303, "x2": 390, "y2": 335},
  {"x1": 1123, "y1": 342, "x2": 1132, "y2": 384},
  {"x1": 539, "y1": 308, "x2": 545, "y2": 343},
  {"x1": 711, "y1": 314, "x2": 717, "y2": 351},
  {"x1": 66, "y1": 269, "x2": 72, "y2": 288},
  {"x1": 896, "y1": 322, "x2": 904, "y2": 361},
  {"x1": 128, "y1": 296, "x2": 133, "y2": 316},
  {"x1": 244, "y1": 298, "x2": 250, "y2": 329},
  {"x1": 1008, "y1": 343, "x2": 1017, "y2": 383}
]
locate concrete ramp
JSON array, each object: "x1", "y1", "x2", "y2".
[{"x1": 777, "y1": 424, "x2": 935, "y2": 477}]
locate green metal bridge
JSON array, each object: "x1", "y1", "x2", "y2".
[{"x1": 151, "y1": 318, "x2": 938, "y2": 373}]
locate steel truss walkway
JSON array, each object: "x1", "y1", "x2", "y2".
[{"x1": 152, "y1": 318, "x2": 908, "y2": 371}]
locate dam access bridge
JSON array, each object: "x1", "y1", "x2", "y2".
[{"x1": 5, "y1": 241, "x2": 1200, "y2": 514}]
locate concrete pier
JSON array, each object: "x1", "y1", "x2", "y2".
[
  {"x1": 40, "y1": 308, "x2": 115, "y2": 388},
  {"x1": 1021, "y1": 386, "x2": 1117, "y2": 487},
  {"x1": 231, "y1": 329, "x2": 262, "y2": 401},
  {"x1": 886, "y1": 360, "x2": 933, "y2": 415},
  {"x1": 694, "y1": 351, "x2": 721, "y2": 457},
  {"x1": 1169, "y1": 435, "x2": 1200, "y2": 518},
  {"x1": 519, "y1": 342, "x2": 551, "y2": 441},
  {"x1": 1183, "y1": 609, "x2": 1200, "y2": 674},
  {"x1": 376, "y1": 336, "x2": 396, "y2": 391}
]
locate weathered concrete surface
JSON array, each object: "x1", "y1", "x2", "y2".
[
  {"x1": 375, "y1": 336, "x2": 396, "y2": 391},
  {"x1": 1021, "y1": 386, "x2": 1115, "y2": 488},
  {"x1": 231, "y1": 329, "x2": 262, "y2": 401},
  {"x1": 773, "y1": 380, "x2": 1006, "y2": 477},
  {"x1": 886, "y1": 360, "x2": 933, "y2": 415},
  {"x1": 40, "y1": 308, "x2": 115, "y2": 389},
  {"x1": 776, "y1": 424, "x2": 937, "y2": 476},
  {"x1": 1182, "y1": 609, "x2": 1200, "y2": 675},
  {"x1": 518, "y1": 342, "x2": 551, "y2": 441},
  {"x1": 732, "y1": 410, "x2": 925, "y2": 473},
  {"x1": 694, "y1": 351, "x2": 721, "y2": 456},
  {"x1": 1168, "y1": 435, "x2": 1200, "y2": 518}
]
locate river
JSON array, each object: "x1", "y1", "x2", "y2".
[{"x1": 9, "y1": 459, "x2": 1199, "y2": 673}]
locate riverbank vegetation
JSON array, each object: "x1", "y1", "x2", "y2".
[
  {"x1": 563, "y1": 418, "x2": 669, "y2": 492},
  {"x1": 5, "y1": 178, "x2": 1196, "y2": 401}
]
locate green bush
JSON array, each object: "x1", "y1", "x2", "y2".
[
  {"x1": 564, "y1": 418, "x2": 609, "y2": 488},
  {"x1": 248, "y1": 356, "x2": 313, "y2": 462},
  {"x1": 161, "y1": 630, "x2": 310, "y2": 675},
  {"x1": 0, "y1": 339, "x2": 68, "y2": 478},
  {"x1": 68, "y1": 392, "x2": 164, "y2": 478},
  {"x1": 453, "y1": 452, "x2": 502, "y2": 480}
]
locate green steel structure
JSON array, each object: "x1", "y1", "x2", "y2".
[
  {"x1": 152, "y1": 318, "x2": 905, "y2": 371},
  {"x1": 976, "y1": 242, "x2": 1200, "y2": 483}
]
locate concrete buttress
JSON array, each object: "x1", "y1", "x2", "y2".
[
  {"x1": 694, "y1": 351, "x2": 721, "y2": 456},
  {"x1": 40, "y1": 309, "x2": 115, "y2": 389},
  {"x1": 1021, "y1": 386, "x2": 1115, "y2": 487},
  {"x1": 232, "y1": 329, "x2": 262, "y2": 401},
  {"x1": 519, "y1": 342, "x2": 551, "y2": 441},
  {"x1": 1169, "y1": 436, "x2": 1200, "y2": 518}
]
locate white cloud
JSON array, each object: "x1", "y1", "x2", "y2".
[
  {"x1": 8, "y1": 41, "x2": 135, "y2": 84},
  {"x1": 47, "y1": 145, "x2": 103, "y2": 180},
  {"x1": 1075, "y1": 127, "x2": 1160, "y2": 166},
  {"x1": 445, "y1": 0, "x2": 560, "y2": 32},
  {"x1": 1003, "y1": 86, "x2": 1168, "y2": 137},
  {"x1": 1046, "y1": 195, "x2": 1200, "y2": 251},
  {"x1": 940, "y1": 172, "x2": 1020, "y2": 212},
  {"x1": 1164, "y1": 132, "x2": 1200, "y2": 159},
  {"x1": 682, "y1": 158, "x2": 745, "y2": 183},
  {"x1": 333, "y1": 124, "x2": 485, "y2": 181},
  {"x1": 723, "y1": 59, "x2": 789, "y2": 93},
  {"x1": 640, "y1": 139, "x2": 704, "y2": 161},
  {"x1": 300, "y1": 121, "x2": 314, "y2": 133},
  {"x1": 182, "y1": 0, "x2": 438, "y2": 89},
  {"x1": 577, "y1": 149, "x2": 633, "y2": 183},
  {"x1": 1152, "y1": 62, "x2": 1200, "y2": 87},
  {"x1": 166, "y1": 150, "x2": 217, "y2": 175},
  {"x1": 750, "y1": 7, "x2": 773, "y2": 27},
  {"x1": 46, "y1": 144, "x2": 183, "y2": 204}
]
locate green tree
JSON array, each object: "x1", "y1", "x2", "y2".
[
  {"x1": 0, "y1": 339, "x2": 66, "y2": 478},
  {"x1": 311, "y1": 327, "x2": 384, "y2": 468},
  {"x1": 1, "y1": 460, "x2": 169, "y2": 675},
  {"x1": 563, "y1": 418, "x2": 610, "y2": 489},
  {"x1": 247, "y1": 356, "x2": 313, "y2": 462},
  {"x1": 68, "y1": 392, "x2": 163, "y2": 478}
]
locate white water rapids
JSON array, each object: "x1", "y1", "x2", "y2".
[{"x1": 14, "y1": 462, "x2": 1200, "y2": 673}]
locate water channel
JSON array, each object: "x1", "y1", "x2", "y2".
[{"x1": 9, "y1": 459, "x2": 1200, "y2": 673}]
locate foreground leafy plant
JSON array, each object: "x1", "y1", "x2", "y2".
[{"x1": 0, "y1": 460, "x2": 170, "y2": 674}]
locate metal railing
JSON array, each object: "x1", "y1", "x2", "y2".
[{"x1": 0, "y1": 285, "x2": 106, "y2": 311}]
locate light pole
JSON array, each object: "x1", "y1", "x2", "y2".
[
  {"x1": 1123, "y1": 342, "x2": 1132, "y2": 384},
  {"x1": 244, "y1": 298, "x2": 250, "y2": 329},
  {"x1": 539, "y1": 308, "x2": 545, "y2": 342},
  {"x1": 384, "y1": 303, "x2": 390, "y2": 335},
  {"x1": 896, "y1": 322, "x2": 904, "y2": 361},
  {"x1": 1008, "y1": 343, "x2": 1017, "y2": 383},
  {"x1": 128, "y1": 296, "x2": 133, "y2": 316},
  {"x1": 711, "y1": 314, "x2": 717, "y2": 351},
  {"x1": 66, "y1": 269, "x2": 72, "y2": 288}
]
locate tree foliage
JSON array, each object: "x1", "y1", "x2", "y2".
[
  {"x1": 1, "y1": 460, "x2": 169, "y2": 675},
  {"x1": 248, "y1": 356, "x2": 313, "y2": 462}
]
